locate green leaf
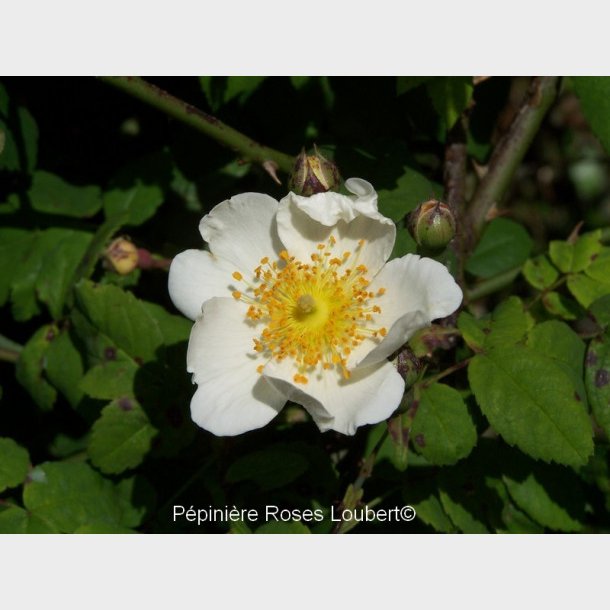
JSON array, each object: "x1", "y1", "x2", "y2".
[
  {"x1": 226, "y1": 448, "x2": 309, "y2": 491},
  {"x1": 522, "y1": 254, "x2": 559, "y2": 290},
  {"x1": 573, "y1": 231, "x2": 604, "y2": 271},
  {"x1": 290, "y1": 76, "x2": 311, "y2": 90},
  {"x1": 15, "y1": 325, "x2": 57, "y2": 411},
  {"x1": 377, "y1": 166, "x2": 441, "y2": 222},
  {"x1": 23, "y1": 461, "x2": 125, "y2": 533},
  {"x1": 115, "y1": 475, "x2": 155, "y2": 528},
  {"x1": 549, "y1": 231, "x2": 602, "y2": 274},
  {"x1": 29, "y1": 171, "x2": 102, "y2": 218},
  {"x1": 411, "y1": 384, "x2": 477, "y2": 465},
  {"x1": 75, "y1": 281, "x2": 164, "y2": 362},
  {"x1": 0, "y1": 228, "x2": 35, "y2": 306},
  {"x1": 586, "y1": 247, "x2": 610, "y2": 279},
  {"x1": 38, "y1": 229, "x2": 93, "y2": 319},
  {"x1": 389, "y1": 226, "x2": 417, "y2": 259},
  {"x1": 568, "y1": 273, "x2": 610, "y2": 308},
  {"x1": 549, "y1": 241, "x2": 573, "y2": 273},
  {"x1": 503, "y1": 462, "x2": 585, "y2": 532},
  {"x1": 229, "y1": 520, "x2": 253, "y2": 534},
  {"x1": 45, "y1": 328, "x2": 85, "y2": 408},
  {"x1": 483, "y1": 296, "x2": 532, "y2": 350},
  {"x1": 500, "y1": 500, "x2": 545, "y2": 534},
  {"x1": 410, "y1": 491, "x2": 455, "y2": 533},
  {"x1": 571, "y1": 77, "x2": 610, "y2": 154},
  {"x1": 224, "y1": 76, "x2": 267, "y2": 104},
  {"x1": 527, "y1": 320, "x2": 587, "y2": 404},
  {"x1": 88, "y1": 399, "x2": 158, "y2": 475},
  {"x1": 426, "y1": 76, "x2": 473, "y2": 132},
  {"x1": 457, "y1": 311, "x2": 489, "y2": 352},
  {"x1": 438, "y1": 487, "x2": 489, "y2": 534},
  {"x1": 585, "y1": 332, "x2": 610, "y2": 439},
  {"x1": 80, "y1": 358, "x2": 138, "y2": 400},
  {"x1": 141, "y1": 301, "x2": 191, "y2": 346},
  {"x1": 10, "y1": 230, "x2": 64, "y2": 320},
  {"x1": 396, "y1": 76, "x2": 432, "y2": 95},
  {"x1": 589, "y1": 294, "x2": 610, "y2": 328},
  {"x1": 469, "y1": 347, "x2": 593, "y2": 466},
  {"x1": 103, "y1": 150, "x2": 172, "y2": 226},
  {"x1": 542, "y1": 291, "x2": 581, "y2": 320},
  {"x1": 255, "y1": 521, "x2": 311, "y2": 534},
  {"x1": 103, "y1": 186, "x2": 163, "y2": 227},
  {"x1": 527, "y1": 319, "x2": 584, "y2": 369},
  {"x1": 0, "y1": 506, "x2": 29, "y2": 533},
  {"x1": 466, "y1": 218, "x2": 533, "y2": 279},
  {"x1": 0, "y1": 437, "x2": 30, "y2": 492},
  {"x1": 200, "y1": 76, "x2": 267, "y2": 110},
  {"x1": 49, "y1": 433, "x2": 89, "y2": 459},
  {"x1": 0, "y1": 84, "x2": 38, "y2": 172},
  {"x1": 8, "y1": 228, "x2": 92, "y2": 320}
]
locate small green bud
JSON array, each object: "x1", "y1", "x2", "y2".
[
  {"x1": 408, "y1": 199, "x2": 456, "y2": 251},
  {"x1": 0, "y1": 130, "x2": 5, "y2": 157},
  {"x1": 289, "y1": 145, "x2": 340, "y2": 196}
]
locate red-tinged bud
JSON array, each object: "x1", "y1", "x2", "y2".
[
  {"x1": 396, "y1": 347, "x2": 423, "y2": 389},
  {"x1": 104, "y1": 237, "x2": 139, "y2": 275},
  {"x1": 289, "y1": 145, "x2": 340, "y2": 196}
]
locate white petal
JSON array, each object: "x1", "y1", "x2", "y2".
[
  {"x1": 187, "y1": 297, "x2": 286, "y2": 436},
  {"x1": 168, "y1": 250, "x2": 238, "y2": 320},
  {"x1": 199, "y1": 192, "x2": 282, "y2": 270},
  {"x1": 263, "y1": 358, "x2": 405, "y2": 435},
  {"x1": 350, "y1": 254, "x2": 463, "y2": 368},
  {"x1": 277, "y1": 178, "x2": 395, "y2": 276}
]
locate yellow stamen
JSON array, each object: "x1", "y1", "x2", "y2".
[{"x1": 236, "y1": 239, "x2": 387, "y2": 381}]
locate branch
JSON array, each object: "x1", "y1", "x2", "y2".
[
  {"x1": 443, "y1": 120, "x2": 468, "y2": 215},
  {"x1": 465, "y1": 266, "x2": 522, "y2": 302},
  {"x1": 0, "y1": 333, "x2": 23, "y2": 364},
  {"x1": 99, "y1": 77, "x2": 295, "y2": 177},
  {"x1": 443, "y1": 118, "x2": 468, "y2": 284},
  {"x1": 466, "y1": 76, "x2": 560, "y2": 239}
]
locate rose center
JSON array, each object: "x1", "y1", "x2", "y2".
[{"x1": 231, "y1": 237, "x2": 387, "y2": 384}]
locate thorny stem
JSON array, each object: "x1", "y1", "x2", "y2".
[
  {"x1": 99, "y1": 77, "x2": 296, "y2": 177},
  {"x1": 444, "y1": 118, "x2": 468, "y2": 285},
  {"x1": 466, "y1": 76, "x2": 560, "y2": 241}
]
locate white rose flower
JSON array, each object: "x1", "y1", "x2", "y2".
[{"x1": 168, "y1": 178, "x2": 462, "y2": 436}]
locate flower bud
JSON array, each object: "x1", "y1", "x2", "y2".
[
  {"x1": 0, "y1": 130, "x2": 5, "y2": 156},
  {"x1": 289, "y1": 145, "x2": 340, "y2": 196},
  {"x1": 408, "y1": 199, "x2": 456, "y2": 252},
  {"x1": 104, "y1": 237, "x2": 139, "y2": 275}
]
